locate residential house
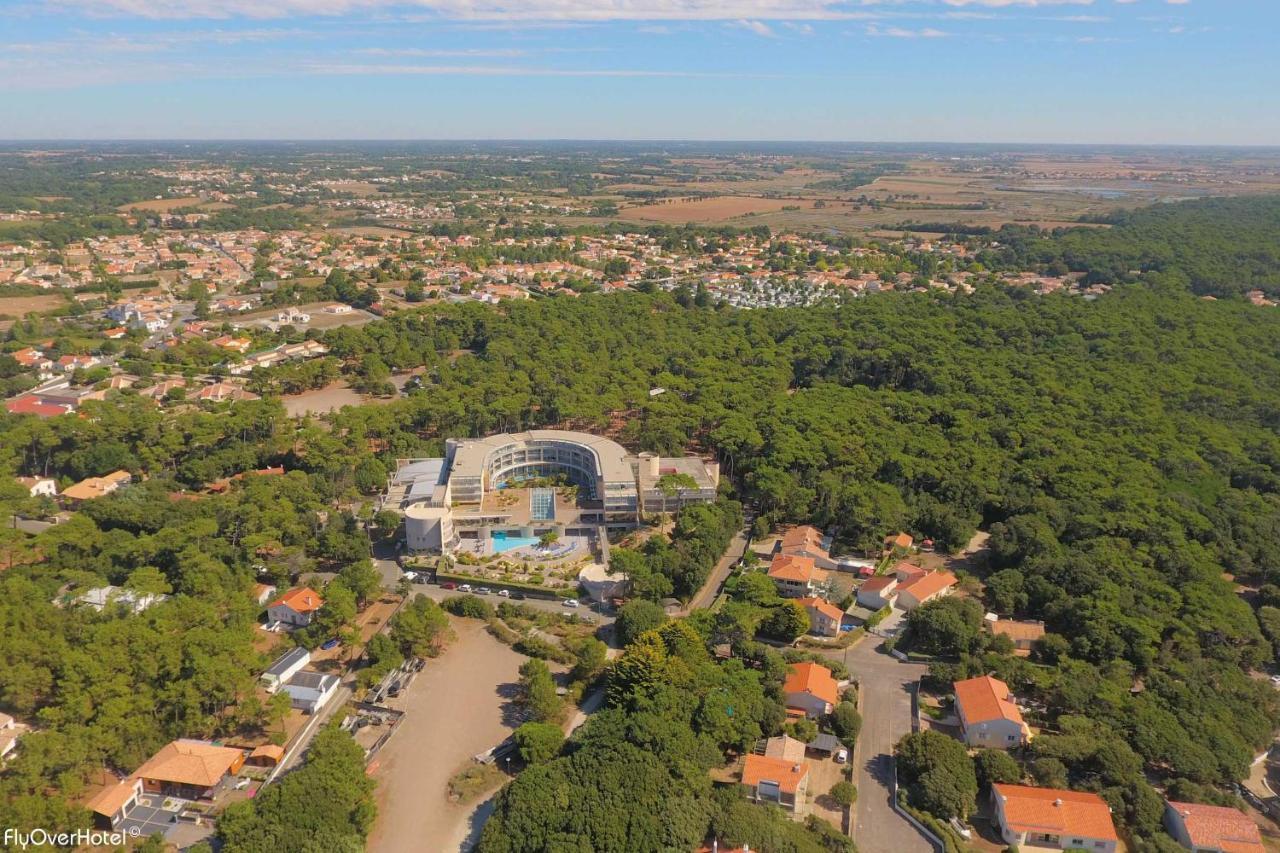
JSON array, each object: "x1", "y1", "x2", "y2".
[
  {"x1": 62, "y1": 470, "x2": 132, "y2": 504},
  {"x1": 267, "y1": 586, "x2": 324, "y2": 627},
  {"x1": 954, "y1": 675, "x2": 1031, "y2": 749},
  {"x1": 895, "y1": 570, "x2": 958, "y2": 611},
  {"x1": 991, "y1": 784, "x2": 1118, "y2": 853},
  {"x1": 893, "y1": 562, "x2": 928, "y2": 584},
  {"x1": 195, "y1": 381, "x2": 260, "y2": 403},
  {"x1": 742, "y1": 737, "x2": 810, "y2": 813},
  {"x1": 15, "y1": 476, "x2": 57, "y2": 497},
  {"x1": 282, "y1": 670, "x2": 340, "y2": 714},
  {"x1": 5, "y1": 395, "x2": 74, "y2": 418},
  {"x1": 245, "y1": 744, "x2": 285, "y2": 768},
  {"x1": 86, "y1": 778, "x2": 144, "y2": 830},
  {"x1": 783, "y1": 662, "x2": 839, "y2": 718},
  {"x1": 777, "y1": 525, "x2": 837, "y2": 570},
  {"x1": 857, "y1": 575, "x2": 898, "y2": 610},
  {"x1": 56, "y1": 354, "x2": 99, "y2": 373},
  {"x1": 1163, "y1": 800, "x2": 1264, "y2": 853},
  {"x1": 988, "y1": 618, "x2": 1046, "y2": 657},
  {"x1": 768, "y1": 555, "x2": 817, "y2": 598},
  {"x1": 133, "y1": 739, "x2": 245, "y2": 800},
  {"x1": 797, "y1": 596, "x2": 844, "y2": 637},
  {"x1": 261, "y1": 647, "x2": 311, "y2": 693},
  {"x1": 884, "y1": 532, "x2": 914, "y2": 555}
]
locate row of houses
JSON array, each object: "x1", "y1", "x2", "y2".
[{"x1": 989, "y1": 783, "x2": 1264, "y2": 853}]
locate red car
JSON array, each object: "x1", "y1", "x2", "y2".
[{"x1": 440, "y1": 581, "x2": 457, "y2": 590}]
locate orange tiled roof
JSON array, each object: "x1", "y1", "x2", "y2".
[
  {"x1": 269, "y1": 586, "x2": 324, "y2": 614},
  {"x1": 898, "y1": 570, "x2": 957, "y2": 601},
  {"x1": 85, "y1": 779, "x2": 141, "y2": 817},
  {"x1": 954, "y1": 675, "x2": 1025, "y2": 726},
  {"x1": 1167, "y1": 801, "x2": 1264, "y2": 853},
  {"x1": 133, "y1": 739, "x2": 243, "y2": 788},
  {"x1": 780, "y1": 525, "x2": 824, "y2": 551},
  {"x1": 894, "y1": 561, "x2": 927, "y2": 580},
  {"x1": 768, "y1": 554, "x2": 815, "y2": 583},
  {"x1": 742, "y1": 753, "x2": 809, "y2": 794},
  {"x1": 798, "y1": 596, "x2": 843, "y2": 621},
  {"x1": 783, "y1": 662, "x2": 839, "y2": 706},
  {"x1": 993, "y1": 784, "x2": 1117, "y2": 841}
]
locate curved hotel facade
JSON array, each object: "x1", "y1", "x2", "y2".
[{"x1": 385, "y1": 430, "x2": 719, "y2": 555}]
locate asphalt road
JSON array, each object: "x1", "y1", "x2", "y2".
[
  {"x1": 833, "y1": 635, "x2": 937, "y2": 853},
  {"x1": 684, "y1": 522, "x2": 752, "y2": 612}
]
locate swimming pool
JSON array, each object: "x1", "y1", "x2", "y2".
[
  {"x1": 530, "y1": 488, "x2": 555, "y2": 521},
  {"x1": 490, "y1": 531, "x2": 541, "y2": 553}
]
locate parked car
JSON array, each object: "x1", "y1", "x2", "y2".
[
  {"x1": 835, "y1": 748, "x2": 849, "y2": 764},
  {"x1": 403, "y1": 571, "x2": 419, "y2": 582},
  {"x1": 497, "y1": 589, "x2": 510, "y2": 598},
  {"x1": 476, "y1": 586, "x2": 492, "y2": 595},
  {"x1": 511, "y1": 592, "x2": 527, "y2": 600},
  {"x1": 440, "y1": 581, "x2": 457, "y2": 590},
  {"x1": 949, "y1": 818, "x2": 973, "y2": 840},
  {"x1": 562, "y1": 598, "x2": 580, "y2": 608},
  {"x1": 321, "y1": 637, "x2": 340, "y2": 651},
  {"x1": 459, "y1": 584, "x2": 473, "y2": 593},
  {"x1": 234, "y1": 778, "x2": 252, "y2": 790}
]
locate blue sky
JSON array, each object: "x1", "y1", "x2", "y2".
[{"x1": 1, "y1": 0, "x2": 1275, "y2": 144}]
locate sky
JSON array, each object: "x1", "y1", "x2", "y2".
[{"x1": 1, "y1": 0, "x2": 1276, "y2": 144}]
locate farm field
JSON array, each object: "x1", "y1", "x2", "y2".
[
  {"x1": 0, "y1": 294, "x2": 65, "y2": 317},
  {"x1": 619, "y1": 195, "x2": 818, "y2": 223}
]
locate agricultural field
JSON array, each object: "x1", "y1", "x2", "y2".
[{"x1": 0, "y1": 293, "x2": 66, "y2": 318}]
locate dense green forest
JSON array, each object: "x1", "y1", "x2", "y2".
[{"x1": 979, "y1": 195, "x2": 1280, "y2": 296}]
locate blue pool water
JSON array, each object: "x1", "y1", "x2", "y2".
[{"x1": 490, "y1": 531, "x2": 541, "y2": 553}]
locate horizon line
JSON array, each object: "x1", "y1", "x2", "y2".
[{"x1": 2, "y1": 137, "x2": 1279, "y2": 150}]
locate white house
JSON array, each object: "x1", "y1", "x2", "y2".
[
  {"x1": 783, "y1": 662, "x2": 839, "y2": 719},
  {"x1": 954, "y1": 675, "x2": 1031, "y2": 749},
  {"x1": 261, "y1": 647, "x2": 311, "y2": 693},
  {"x1": 895, "y1": 570, "x2": 957, "y2": 611},
  {"x1": 991, "y1": 784, "x2": 1118, "y2": 853},
  {"x1": 856, "y1": 575, "x2": 898, "y2": 610},
  {"x1": 282, "y1": 671, "x2": 340, "y2": 714},
  {"x1": 266, "y1": 587, "x2": 324, "y2": 627},
  {"x1": 1163, "y1": 800, "x2": 1264, "y2": 853},
  {"x1": 15, "y1": 476, "x2": 57, "y2": 498}
]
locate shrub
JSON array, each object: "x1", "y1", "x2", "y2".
[{"x1": 443, "y1": 594, "x2": 494, "y2": 619}]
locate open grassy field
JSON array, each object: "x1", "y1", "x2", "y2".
[
  {"x1": 117, "y1": 196, "x2": 205, "y2": 212},
  {"x1": 0, "y1": 294, "x2": 65, "y2": 317},
  {"x1": 620, "y1": 195, "x2": 818, "y2": 223}
]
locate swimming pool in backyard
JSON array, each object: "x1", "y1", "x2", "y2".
[{"x1": 490, "y1": 531, "x2": 541, "y2": 553}]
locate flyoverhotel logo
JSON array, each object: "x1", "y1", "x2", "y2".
[{"x1": 3, "y1": 827, "x2": 139, "y2": 848}]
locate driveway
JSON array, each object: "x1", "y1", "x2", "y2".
[
  {"x1": 684, "y1": 521, "x2": 752, "y2": 612},
  {"x1": 830, "y1": 634, "x2": 938, "y2": 853}
]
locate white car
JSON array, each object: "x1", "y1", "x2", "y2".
[
  {"x1": 562, "y1": 598, "x2": 580, "y2": 608},
  {"x1": 835, "y1": 748, "x2": 848, "y2": 764},
  {"x1": 458, "y1": 584, "x2": 473, "y2": 593},
  {"x1": 476, "y1": 586, "x2": 492, "y2": 595},
  {"x1": 497, "y1": 589, "x2": 510, "y2": 598}
]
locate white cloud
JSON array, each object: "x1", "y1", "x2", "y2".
[
  {"x1": 866, "y1": 23, "x2": 948, "y2": 37},
  {"x1": 730, "y1": 18, "x2": 776, "y2": 36},
  {"x1": 304, "y1": 62, "x2": 766, "y2": 76}
]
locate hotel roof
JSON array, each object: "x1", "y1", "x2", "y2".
[{"x1": 449, "y1": 430, "x2": 634, "y2": 485}]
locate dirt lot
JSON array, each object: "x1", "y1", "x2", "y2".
[
  {"x1": 367, "y1": 616, "x2": 526, "y2": 853},
  {"x1": 0, "y1": 294, "x2": 65, "y2": 317},
  {"x1": 117, "y1": 196, "x2": 205, "y2": 212},
  {"x1": 621, "y1": 195, "x2": 817, "y2": 223},
  {"x1": 282, "y1": 382, "x2": 393, "y2": 417}
]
